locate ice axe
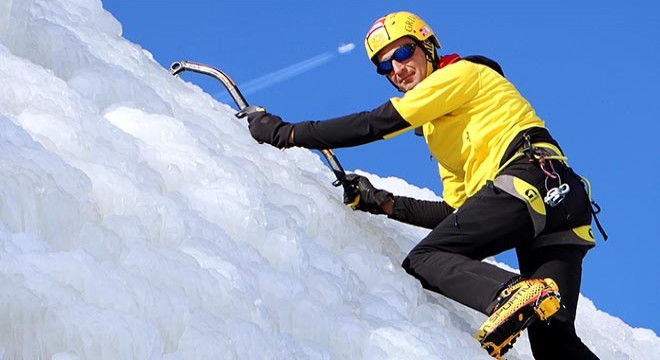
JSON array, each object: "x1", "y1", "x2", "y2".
[{"x1": 169, "y1": 60, "x2": 360, "y2": 207}]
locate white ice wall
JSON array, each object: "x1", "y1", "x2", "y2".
[{"x1": 0, "y1": 0, "x2": 658, "y2": 359}]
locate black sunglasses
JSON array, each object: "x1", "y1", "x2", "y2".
[{"x1": 376, "y1": 42, "x2": 417, "y2": 75}]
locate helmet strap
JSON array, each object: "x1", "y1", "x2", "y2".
[
  {"x1": 418, "y1": 39, "x2": 439, "y2": 74},
  {"x1": 419, "y1": 40, "x2": 437, "y2": 62}
]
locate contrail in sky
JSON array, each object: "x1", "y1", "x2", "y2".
[
  {"x1": 240, "y1": 51, "x2": 335, "y2": 95},
  {"x1": 217, "y1": 43, "x2": 355, "y2": 100}
]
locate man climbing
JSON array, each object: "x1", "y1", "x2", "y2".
[{"x1": 239, "y1": 11, "x2": 602, "y2": 359}]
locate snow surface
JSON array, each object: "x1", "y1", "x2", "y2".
[{"x1": 0, "y1": 0, "x2": 658, "y2": 359}]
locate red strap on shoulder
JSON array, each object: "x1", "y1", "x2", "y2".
[{"x1": 438, "y1": 53, "x2": 461, "y2": 68}]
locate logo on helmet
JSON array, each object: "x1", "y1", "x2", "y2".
[
  {"x1": 365, "y1": 17, "x2": 389, "y2": 52},
  {"x1": 404, "y1": 14, "x2": 416, "y2": 32},
  {"x1": 366, "y1": 17, "x2": 386, "y2": 38}
]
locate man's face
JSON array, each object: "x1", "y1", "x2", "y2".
[{"x1": 376, "y1": 37, "x2": 428, "y2": 92}]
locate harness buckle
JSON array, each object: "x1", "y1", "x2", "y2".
[{"x1": 522, "y1": 134, "x2": 535, "y2": 162}]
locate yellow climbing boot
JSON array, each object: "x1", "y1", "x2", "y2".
[{"x1": 476, "y1": 278, "x2": 561, "y2": 359}]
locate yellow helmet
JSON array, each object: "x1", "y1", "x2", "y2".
[{"x1": 364, "y1": 11, "x2": 441, "y2": 64}]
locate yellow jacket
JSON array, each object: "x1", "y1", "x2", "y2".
[{"x1": 389, "y1": 60, "x2": 545, "y2": 208}]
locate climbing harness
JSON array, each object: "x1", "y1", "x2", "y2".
[{"x1": 496, "y1": 133, "x2": 608, "y2": 240}]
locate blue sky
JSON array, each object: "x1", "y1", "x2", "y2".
[{"x1": 102, "y1": 0, "x2": 660, "y2": 333}]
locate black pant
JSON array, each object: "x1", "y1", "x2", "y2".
[
  {"x1": 519, "y1": 245, "x2": 597, "y2": 360},
  {"x1": 401, "y1": 161, "x2": 599, "y2": 359}
]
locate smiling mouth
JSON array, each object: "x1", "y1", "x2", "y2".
[{"x1": 399, "y1": 72, "x2": 414, "y2": 84}]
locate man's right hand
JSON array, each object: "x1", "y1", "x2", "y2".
[{"x1": 344, "y1": 174, "x2": 393, "y2": 215}]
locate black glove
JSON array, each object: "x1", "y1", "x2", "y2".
[
  {"x1": 237, "y1": 106, "x2": 294, "y2": 149},
  {"x1": 344, "y1": 174, "x2": 393, "y2": 215}
]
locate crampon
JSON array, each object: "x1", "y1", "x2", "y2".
[{"x1": 475, "y1": 278, "x2": 561, "y2": 359}]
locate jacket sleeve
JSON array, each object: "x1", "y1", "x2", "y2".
[
  {"x1": 389, "y1": 196, "x2": 455, "y2": 229},
  {"x1": 291, "y1": 101, "x2": 411, "y2": 149}
]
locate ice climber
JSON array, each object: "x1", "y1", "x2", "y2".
[{"x1": 239, "y1": 11, "x2": 603, "y2": 359}]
